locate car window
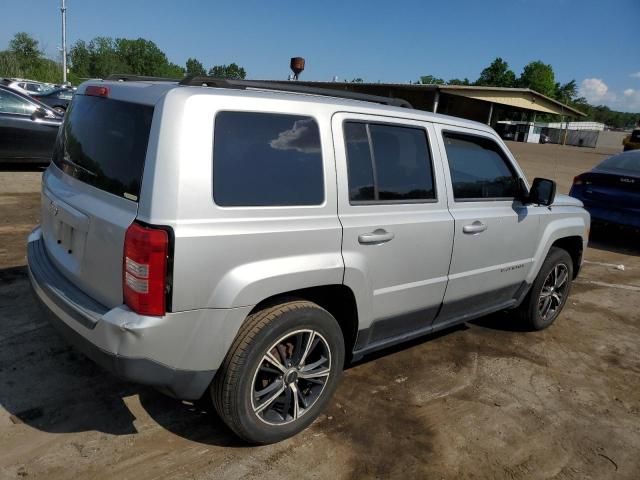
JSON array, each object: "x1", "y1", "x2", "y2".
[
  {"x1": 344, "y1": 121, "x2": 435, "y2": 203},
  {"x1": 58, "y1": 91, "x2": 73, "y2": 100},
  {"x1": 213, "y1": 111, "x2": 324, "y2": 207},
  {"x1": 0, "y1": 89, "x2": 36, "y2": 115},
  {"x1": 443, "y1": 131, "x2": 519, "y2": 200},
  {"x1": 598, "y1": 151, "x2": 640, "y2": 173}
]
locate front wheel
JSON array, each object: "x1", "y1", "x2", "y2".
[
  {"x1": 212, "y1": 300, "x2": 344, "y2": 444},
  {"x1": 516, "y1": 247, "x2": 574, "y2": 330}
]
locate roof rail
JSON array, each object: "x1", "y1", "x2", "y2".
[
  {"x1": 105, "y1": 74, "x2": 179, "y2": 82},
  {"x1": 179, "y1": 76, "x2": 413, "y2": 108}
]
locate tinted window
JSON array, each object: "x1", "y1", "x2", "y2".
[
  {"x1": 443, "y1": 132, "x2": 518, "y2": 200},
  {"x1": 598, "y1": 151, "x2": 640, "y2": 173},
  {"x1": 213, "y1": 112, "x2": 324, "y2": 206},
  {"x1": 52, "y1": 95, "x2": 153, "y2": 201},
  {"x1": 344, "y1": 122, "x2": 375, "y2": 201},
  {"x1": 344, "y1": 122, "x2": 435, "y2": 203},
  {"x1": 0, "y1": 89, "x2": 36, "y2": 115}
]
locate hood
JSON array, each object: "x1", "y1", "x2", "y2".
[{"x1": 553, "y1": 193, "x2": 583, "y2": 207}]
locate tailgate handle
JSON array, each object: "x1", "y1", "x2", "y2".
[
  {"x1": 358, "y1": 229, "x2": 395, "y2": 245},
  {"x1": 463, "y1": 221, "x2": 487, "y2": 234}
]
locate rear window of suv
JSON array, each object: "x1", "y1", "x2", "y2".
[
  {"x1": 213, "y1": 111, "x2": 324, "y2": 207},
  {"x1": 52, "y1": 95, "x2": 153, "y2": 201}
]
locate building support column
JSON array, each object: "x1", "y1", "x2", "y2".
[
  {"x1": 487, "y1": 102, "x2": 494, "y2": 126},
  {"x1": 433, "y1": 90, "x2": 439, "y2": 113}
]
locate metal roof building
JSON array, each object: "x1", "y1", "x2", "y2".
[{"x1": 289, "y1": 81, "x2": 586, "y2": 126}]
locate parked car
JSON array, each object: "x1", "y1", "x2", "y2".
[
  {"x1": 2, "y1": 78, "x2": 55, "y2": 96},
  {"x1": 539, "y1": 133, "x2": 551, "y2": 144},
  {"x1": 622, "y1": 128, "x2": 640, "y2": 151},
  {"x1": 32, "y1": 88, "x2": 74, "y2": 113},
  {"x1": 0, "y1": 84, "x2": 62, "y2": 164},
  {"x1": 27, "y1": 78, "x2": 589, "y2": 444},
  {"x1": 570, "y1": 150, "x2": 640, "y2": 229}
]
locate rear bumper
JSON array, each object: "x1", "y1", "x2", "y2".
[
  {"x1": 27, "y1": 227, "x2": 252, "y2": 400},
  {"x1": 570, "y1": 192, "x2": 640, "y2": 229}
]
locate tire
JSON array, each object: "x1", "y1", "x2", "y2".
[
  {"x1": 516, "y1": 247, "x2": 574, "y2": 330},
  {"x1": 53, "y1": 106, "x2": 66, "y2": 114},
  {"x1": 212, "y1": 300, "x2": 345, "y2": 444}
]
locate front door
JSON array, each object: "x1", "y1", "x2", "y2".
[
  {"x1": 433, "y1": 126, "x2": 541, "y2": 328},
  {"x1": 332, "y1": 113, "x2": 454, "y2": 351}
]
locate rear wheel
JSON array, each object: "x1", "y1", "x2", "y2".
[
  {"x1": 212, "y1": 300, "x2": 344, "y2": 444},
  {"x1": 516, "y1": 247, "x2": 573, "y2": 330}
]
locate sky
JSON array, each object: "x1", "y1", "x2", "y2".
[{"x1": 1, "y1": 0, "x2": 639, "y2": 112}]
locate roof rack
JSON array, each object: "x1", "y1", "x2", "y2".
[
  {"x1": 104, "y1": 74, "x2": 413, "y2": 108},
  {"x1": 179, "y1": 77, "x2": 413, "y2": 108},
  {"x1": 105, "y1": 74, "x2": 179, "y2": 82}
]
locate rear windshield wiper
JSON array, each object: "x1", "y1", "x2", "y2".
[{"x1": 60, "y1": 155, "x2": 98, "y2": 177}]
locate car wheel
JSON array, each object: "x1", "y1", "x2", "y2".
[
  {"x1": 516, "y1": 247, "x2": 573, "y2": 330},
  {"x1": 54, "y1": 106, "x2": 66, "y2": 114},
  {"x1": 212, "y1": 300, "x2": 345, "y2": 444}
]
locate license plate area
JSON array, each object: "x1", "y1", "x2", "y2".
[{"x1": 42, "y1": 190, "x2": 89, "y2": 275}]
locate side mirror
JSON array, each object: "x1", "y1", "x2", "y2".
[
  {"x1": 30, "y1": 107, "x2": 46, "y2": 121},
  {"x1": 528, "y1": 177, "x2": 556, "y2": 206}
]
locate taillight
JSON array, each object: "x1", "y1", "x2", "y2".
[
  {"x1": 573, "y1": 174, "x2": 588, "y2": 186},
  {"x1": 123, "y1": 222, "x2": 168, "y2": 316},
  {"x1": 85, "y1": 85, "x2": 109, "y2": 97}
]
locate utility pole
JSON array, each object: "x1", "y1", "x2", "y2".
[{"x1": 61, "y1": 0, "x2": 67, "y2": 84}]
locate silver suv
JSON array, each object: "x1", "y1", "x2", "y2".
[{"x1": 28, "y1": 77, "x2": 590, "y2": 444}]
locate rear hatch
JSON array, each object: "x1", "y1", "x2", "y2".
[
  {"x1": 577, "y1": 170, "x2": 640, "y2": 210},
  {"x1": 41, "y1": 91, "x2": 154, "y2": 308}
]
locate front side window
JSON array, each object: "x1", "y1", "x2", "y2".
[
  {"x1": 344, "y1": 121, "x2": 435, "y2": 203},
  {"x1": 213, "y1": 112, "x2": 324, "y2": 207},
  {"x1": 0, "y1": 89, "x2": 36, "y2": 115},
  {"x1": 443, "y1": 132, "x2": 519, "y2": 200}
]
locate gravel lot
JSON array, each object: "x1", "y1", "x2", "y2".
[{"x1": 1, "y1": 142, "x2": 639, "y2": 479}]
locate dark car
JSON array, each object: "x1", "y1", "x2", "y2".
[
  {"x1": 570, "y1": 150, "x2": 640, "y2": 229},
  {"x1": 0, "y1": 84, "x2": 62, "y2": 165},
  {"x1": 32, "y1": 88, "x2": 74, "y2": 113}
]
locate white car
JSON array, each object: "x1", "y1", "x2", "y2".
[{"x1": 3, "y1": 78, "x2": 55, "y2": 96}]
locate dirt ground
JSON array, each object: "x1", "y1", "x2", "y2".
[{"x1": 1, "y1": 142, "x2": 639, "y2": 479}]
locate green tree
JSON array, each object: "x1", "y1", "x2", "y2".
[
  {"x1": 351, "y1": 77, "x2": 364, "y2": 83},
  {"x1": 418, "y1": 75, "x2": 445, "y2": 85},
  {"x1": 185, "y1": 57, "x2": 206, "y2": 76},
  {"x1": 475, "y1": 57, "x2": 516, "y2": 87},
  {"x1": 207, "y1": 63, "x2": 246, "y2": 79},
  {"x1": 9, "y1": 32, "x2": 40, "y2": 67},
  {"x1": 518, "y1": 60, "x2": 556, "y2": 97},
  {"x1": 448, "y1": 78, "x2": 470, "y2": 85}
]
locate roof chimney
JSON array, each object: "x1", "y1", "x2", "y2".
[{"x1": 290, "y1": 57, "x2": 305, "y2": 81}]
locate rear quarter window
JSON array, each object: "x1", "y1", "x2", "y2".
[{"x1": 213, "y1": 111, "x2": 324, "y2": 207}]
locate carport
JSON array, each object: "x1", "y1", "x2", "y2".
[{"x1": 289, "y1": 81, "x2": 586, "y2": 128}]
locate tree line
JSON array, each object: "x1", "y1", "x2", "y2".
[
  {"x1": 417, "y1": 57, "x2": 638, "y2": 129},
  {"x1": 0, "y1": 32, "x2": 247, "y2": 85},
  {"x1": 0, "y1": 33, "x2": 636, "y2": 128}
]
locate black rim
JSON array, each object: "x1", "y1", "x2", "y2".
[
  {"x1": 251, "y1": 329, "x2": 331, "y2": 425},
  {"x1": 538, "y1": 263, "x2": 569, "y2": 321}
]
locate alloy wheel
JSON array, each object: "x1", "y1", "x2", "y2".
[
  {"x1": 251, "y1": 329, "x2": 331, "y2": 425},
  {"x1": 538, "y1": 263, "x2": 569, "y2": 321}
]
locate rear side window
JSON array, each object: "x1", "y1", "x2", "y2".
[
  {"x1": 213, "y1": 112, "x2": 324, "y2": 206},
  {"x1": 443, "y1": 132, "x2": 518, "y2": 200},
  {"x1": 344, "y1": 121, "x2": 435, "y2": 203},
  {"x1": 52, "y1": 95, "x2": 153, "y2": 201},
  {"x1": 0, "y1": 89, "x2": 36, "y2": 115}
]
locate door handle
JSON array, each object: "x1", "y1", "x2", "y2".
[
  {"x1": 462, "y1": 221, "x2": 487, "y2": 234},
  {"x1": 358, "y1": 229, "x2": 395, "y2": 245}
]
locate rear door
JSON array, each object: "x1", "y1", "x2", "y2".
[
  {"x1": 41, "y1": 92, "x2": 154, "y2": 308},
  {"x1": 333, "y1": 113, "x2": 454, "y2": 350},
  {"x1": 0, "y1": 88, "x2": 59, "y2": 162},
  {"x1": 433, "y1": 126, "x2": 540, "y2": 328}
]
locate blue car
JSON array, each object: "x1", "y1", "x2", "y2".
[{"x1": 569, "y1": 150, "x2": 640, "y2": 229}]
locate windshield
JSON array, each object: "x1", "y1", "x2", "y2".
[
  {"x1": 52, "y1": 95, "x2": 154, "y2": 201},
  {"x1": 598, "y1": 151, "x2": 640, "y2": 174}
]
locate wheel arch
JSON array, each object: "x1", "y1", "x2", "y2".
[
  {"x1": 249, "y1": 284, "x2": 359, "y2": 363},
  {"x1": 550, "y1": 236, "x2": 583, "y2": 278}
]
